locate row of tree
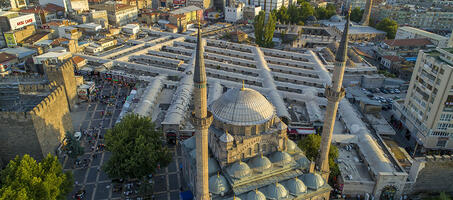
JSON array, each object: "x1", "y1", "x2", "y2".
[{"x1": 275, "y1": 3, "x2": 337, "y2": 25}]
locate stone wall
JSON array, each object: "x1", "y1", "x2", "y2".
[
  {"x1": 409, "y1": 155, "x2": 453, "y2": 194},
  {"x1": 0, "y1": 112, "x2": 42, "y2": 162},
  {"x1": 30, "y1": 85, "x2": 73, "y2": 158},
  {"x1": 0, "y1": 84, "x2": 72, "y2": 164},
  {"x1": 44, "y1": 60, "x2": 77, "y2": 110}
]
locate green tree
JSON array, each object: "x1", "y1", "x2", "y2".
[
  {"x1": 254, "y1": 10, "x2": 266, "y2": 46},
  {"x1": 63, "y1": 132, "x2": 84, "y2": 159},
  {"x1": 297, "y1": 134, "x2": 340, "y2": 178},
  {"x1": 376, "y1": 18, "x2": 398, "y2": 39},
  {"x1": 350, "y1": 7, "x2": 364, "y2": 23},
  {"x1": 298, "y1": 2, "x2": 314, "y2": 23},
  {"x1": 287, "y1": 5, "x2": 301, "y2": 24},
  {"x1": 254, "y1": 11, "x2": 276, "y2": 48},
  {"x1": 103, "y1": 114, "x2": 172, "y2": 180},
  {"x1": 0, "y1": 154, "x2": 73, "y2": 200},
  {"x1": 276, "y1": 6, "x2": 290, "y2": 24},
  {"x1": 315, "y1": 4, "x2": 336, "y2": 20}
]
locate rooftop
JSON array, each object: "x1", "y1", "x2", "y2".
[
  {"x1": 382, "y1": 38, "x2": 433, "y2": 47},
  {"x1": 0, "y1": 52, "x2": 17, "y2": 63},
  {"x1": 398, "y1": 26, "x2": 448, "y2": 41},
  {"x1": 169, "y1": 5, "x2": 201, "y2": 15}
]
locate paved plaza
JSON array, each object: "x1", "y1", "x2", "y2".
[{"x1": 64, "y1": 80, "x2": 186, "y2": 200}]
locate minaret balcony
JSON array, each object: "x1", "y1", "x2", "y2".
[
  {"x1": 191, "y1": 111, "x2": 213, "y2": 129},
  {"x1": 324, "y1": 87, "x2": 345, "y2": 102}
]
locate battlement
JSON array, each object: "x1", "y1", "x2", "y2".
[
  {"x1": 0, "y1": 74, "x2": 47, "y2": 85},
  {"x1": 31, "y1": 85, "x2": 66, "y2": 116},
  {"x1": 0, "y1": 111, "x2": 31, "y2": 121},
  {"x1": 44, "y1": 59, "x2": 74, "y2": 73},
  {"x1": 19, "y1": 81, "x2": 58, "y2": 93},
  {"x1": 421, "y1": 155, "x2": 453, "y2": 162}
]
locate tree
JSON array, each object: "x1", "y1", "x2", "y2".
[
  {"x1": 0, "y1": 154, "x2": 73, "y2": 200},
  {"x1": 298, "y1": 2, "x2": 314, "y2": 23},
  {"x1": 297, "y1": 134, "x2": 340, "y2": 178},
  {"x1": 103, "y1": 114, "x2": 172, "y2": 180},
  {"x1": 376, "y1": 18, "x2": 398, "y2": 39},
  {"x1": 276, "y1": 6, "x2": 289, "y2": 24},
  {"x1": 287, "y1": 5, "x2": 301, "y2": 24},
  {"x1": 315, "y1": 4, "x2": 336, "y2": 20},
  {"x1": 63, "y1": 132, "x2": 84, "y2": 159},
  {"x1": 254, "y1": 11, "x2": 276, "y2": 48},
  {"x1": 350, "y1": 7, "x2": 364, "y2": 23}
]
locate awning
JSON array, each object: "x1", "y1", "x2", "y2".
[{"x1": 287, "y1": 127, "x2": 316, "y2": 135}]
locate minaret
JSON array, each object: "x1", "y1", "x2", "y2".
[
  {"x1": 317, "y1": 8, "x2": 350, "y2": 181},
  {"x1": 191, "y1": 23, "x2": 213, "y2": 200},
  {"x1": 360, "y1": 0, "x2": 372, "y2": 26}
]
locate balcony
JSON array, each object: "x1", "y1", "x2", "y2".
[{"x1": 393, "y1": 102, "x2": 429, "y2": 137}]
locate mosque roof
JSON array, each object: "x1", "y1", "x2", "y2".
[
  {"x1": 209, "y1": 157, "x2": 220, "y2": 175},
  {"x1": 209, "y1": 173, "x2": 230, "y2": 195},
  {"x1": 330, "y1": 15, "x2": 342, "y2": 22},
  {"x1": 227, "y1": 161, "x2": 252, "y2": 179},
  {"x1": 220, "y1": 131, "x2": 234, "y2": 143},
  {"x1": 295, "y1": 156, "x2": 311, "y2": 169},
  {"x1": 210, "y1": 88, "x2": 275, "y2": 126},
  {"x1": 246, "y1": 190, "x2": 266, "y2": 200},
  {"x1": 287, "y1": 139, "x2": 297, "y2": 152},
  {"x1": 182, "y1": 136, "x2": 196, "y2": 150},
  {"x1": 301, "y1": 173, "x2": 325, "y2": 190},
  {"x1": 283, "y1": 178, "x2": 307, "y2": 195},
  {"x1": 248, "y1": 155, "x2": 272, "y2": 171},
  {"x1": 269, "y1": 151, "x2": 293, "y2": 165},
  {"x1": 264, "y1": 182, "x2": 288, "y2": 200}
]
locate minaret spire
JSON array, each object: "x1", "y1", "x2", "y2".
[
  {"x1": 191, "y1": 20, "x2": 213, "y2": 200},
  {"x1": 317, "y1": 7, "x2": 350, "y2": 181}
]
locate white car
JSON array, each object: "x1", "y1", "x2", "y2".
[{"x1": 74, "y1": 132, "x2": 82, "y2": 141}]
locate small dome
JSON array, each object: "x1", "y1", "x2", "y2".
[
  {"x1": 287, "y1": 139, "x2": 297, "y2": 152},
  {"x1": 209, "y1": 174, "x2": 230, "y2": 195},
  {"x1": 307, "y1": 15, "x2": 317, "y2": 21},
  {"x1": 248, "y1": 155, "x2": 272, "y2": 171},
  {"x1": 208, "y1": 157, "x2": 220, "y2": 175},
  {"x1": 265, "y1": 183, "x2": 288, "y2": 200},
  {"x1": 330, "y1": 15, "x2": 342, "y2": 22},
  {"x1": 220, "y1": 131, "x2": 234, "y2": 143},
  {"x1": 246, "y1": 190, "x2": 266, "y2": 200},
  {"x1": 227, "y1": 161, "x2": 251, "y2": 179},
  {"x1": 283, "y1": 178, "x2": 307, "y2": 195},
  {"x1": 296, "y1": 156, "x2": 310, "y2": 169},
  {"x1": 210, "y1": 88, "x2": 275, "y2": 126},
  {"x1": 301, "y1": 173, "x2": 325, "y2": 190},
  {"x1": 269, "y1": 151, "x2": 292, "y2": 164},
  {"x1": 183, "y1": 136, "x2": 195, "y2": 149}
]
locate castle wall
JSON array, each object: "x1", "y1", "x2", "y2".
[
  {"x1": 45, "y1": 60, "x2": 77, "y2": 110},
  {"x1": 409, "y1": 155, "x2": 453, "y2": 194},
  {"x1": 30, "y1": 85, "x2": 73, "y2": 158},
  {"x1": 0, "y1": 112, "x2": 43, "y2": 162}
]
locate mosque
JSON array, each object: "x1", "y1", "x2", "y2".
[{"x1": 181, "y1": 85, "x2": 332, "y2": 199}]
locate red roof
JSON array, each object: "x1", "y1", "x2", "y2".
[
  {"x1": 20, "y1": 7, "x2": 48, "y2": 14},
  {"x1": 43, "y1": 3, "x2": 65, "y2": 12},
  {"x1": 382, "y1": 55, "x2": 403, "y2": 62},
  {"x1": 165, "y1": 24, "x2": 177, "y2": 29},
  {"x1": 383, "y1": 38, "x2": 432, "y2": 47},
  {"x1": 72, "y1": 56, "x2": 86, "y2": 64},
  {"x1": 0, "y1": 52, "x2": 17, "y2": 63},
  {"x1": 51, "y1": 37, "x2": 69, "y2": 45}
]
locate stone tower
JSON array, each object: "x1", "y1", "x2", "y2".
[
  {"x1": 360, "y1": 0, "x2": 372, "y2": 26},
  {"x1": 317, "y1": 8, "x2": 350, "y2": 181},
  {"x1": 191, "y1": 24, "x2": 213, "y2": 200}
]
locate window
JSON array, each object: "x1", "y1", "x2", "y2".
[{"x1": 436, "y1": 138, "x2": 448, "y2": 147}]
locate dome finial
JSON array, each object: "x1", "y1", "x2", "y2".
[
  {"x1": 217, "y1": 171, "x2": 220, "y2": 178},
  {"x1": 260, "y1": 151, "x2": 263, "y2": 158},
  {"x1": 241, "y1": 80, "x2": 245, "y2": 91}
]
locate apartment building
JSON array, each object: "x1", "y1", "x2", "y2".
[
  {"x1": 393, "y1": 48, "x2": 453, "y2": 151},
  {"x1": 396, "y1": 26, "x2": 453, "y2": 48},
  {"x1": 373, "y1": 5, "x2": 453, "y2": 32},
  {"x1": 90, "y1": 2, "x2": 138, "y2": 26}
]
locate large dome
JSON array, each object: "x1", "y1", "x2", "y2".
[
  {"x1": 210, "y1": 88, "x2": 275, "y2": 126},
  {"x1": 301, "y1": 173, "x2": 325, "y2": 190},
  {"x1": 247, "y1": 190, "x2": 266, "y2": 200},
  {"x1": 248, "y1": 155, "x2": 272, "y2": 171},
  {"x1": 283, "y1": 178, "x2": 307, "y2": 195},
  {"x1": 265, "y1": 183, "x2": 288, "y2": 200}
]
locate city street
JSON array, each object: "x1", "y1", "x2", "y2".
[{"x1": 64, "y1": 80, "x2": 185, "y2": 200}]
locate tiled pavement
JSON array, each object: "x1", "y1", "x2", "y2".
[{"x1": 64, "y1": 81, "x2": 185, "y2": 200}]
